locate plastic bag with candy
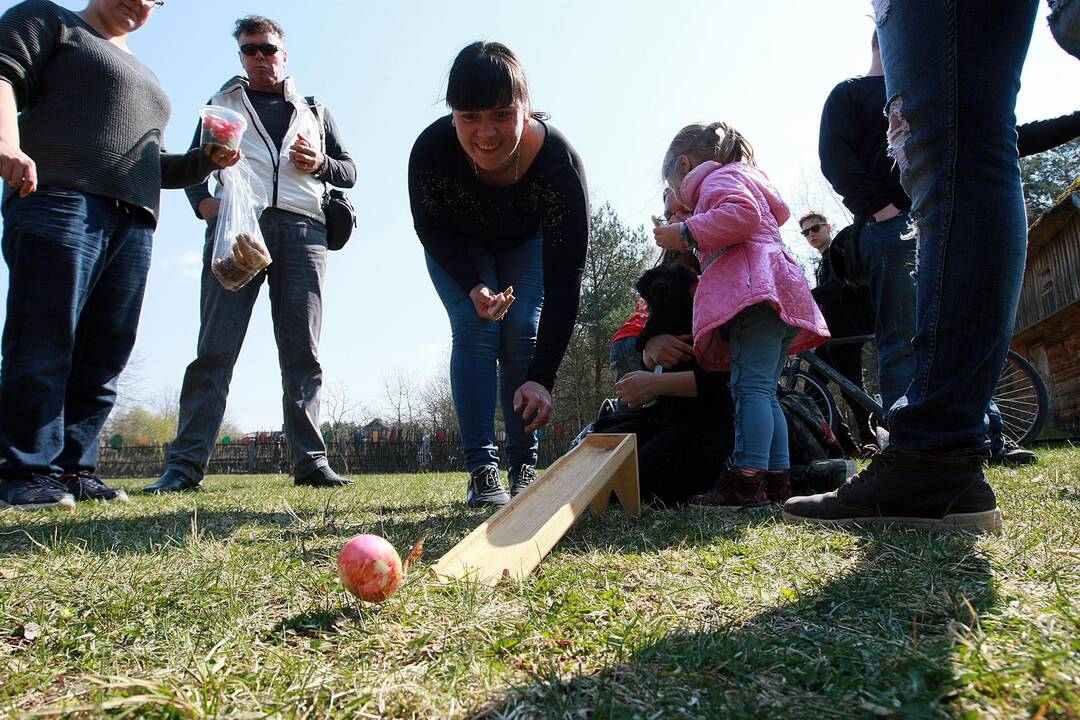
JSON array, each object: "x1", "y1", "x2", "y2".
[
  {"x1": 199, "y1": 106, "x2": 246, "y2": 152},
  {"x1": 211, "y1": 157, "x2": 271, "y2": 291}
]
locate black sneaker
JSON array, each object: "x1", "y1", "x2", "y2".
[
  {"x1": 59, "y1": 472, "x2": 129, "y2": 502},
  {"x1": 989, "y1": 438, "x2": 1038, "y2": 466},
  {"x1": 295, "y1": 466, "x2": 353, "y2": 488},
  {"x1": 0, "y1": 474, "x2": 75, "y2": 511},
  {"x1": 782, "y1": 446, "x2": 1002, "y2": 533},
  {"x1": 508, "y1": 464, "x2": 537, "y2": 497},
  {"x1": 467, "y1": 465, "x2": 509, "y2": 508}
]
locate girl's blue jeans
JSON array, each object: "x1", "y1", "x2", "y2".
[
  {"x1": 728, "y1": 303, "x2": 799, "y2": 471},
  {"x1": 425, "y1": 235, "x2": 544, "y2": 472},
  {"x1": 876, "y1": 0, "x2": 1038, "y2": 452}
]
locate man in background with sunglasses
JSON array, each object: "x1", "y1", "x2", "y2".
[
  {"x1": 798, "y1": 212, "x2": 876, "y2": 455},
  {"x1": 145, "y1": 15, "x2": 357, "y2": 494}
]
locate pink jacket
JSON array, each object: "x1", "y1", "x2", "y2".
[{"x1": 682, "y1": 161, "x2": 829, "y2": 371}]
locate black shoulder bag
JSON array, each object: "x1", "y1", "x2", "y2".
[{"x1": 305, "y1": 96, "x2": 356, "y2": 251}]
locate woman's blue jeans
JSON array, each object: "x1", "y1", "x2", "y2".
[
  {"x1": 728, "y1": 303, "x2": 799, "y2": 471},
  {"x1": 425, "y1": 235, "x2": 544, "y2": 472},
  {"x1": 0, "y1": 188, "x2": 153, "y2": 477},
  {"x1": 876, "y1": 0, "x2": 1038, "y2": 453}
]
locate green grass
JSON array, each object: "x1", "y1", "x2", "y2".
[{"x1": 1, "y1": 448, "x2": 1078, "y2": 719}]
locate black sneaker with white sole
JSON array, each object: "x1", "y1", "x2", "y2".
[
  {"x1": 467, "y1": 464, "x2": 510, "y2": 508},
  {"x1": 58, "y1": 472, "x2": 129, "y2": 503},
  {"x1": 508, "y1": 464, "x2": 536, "y2": 497},
  {"x1": 783, "y1": 445, "x2": 1002, "y2": 533},
  {"x1": 0, "y1": 474, "x2": 76, "y2": 511}
]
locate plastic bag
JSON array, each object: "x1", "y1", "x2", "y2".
[{"x1": 211, "y1": 158, "x2": 271, "y2": 291}]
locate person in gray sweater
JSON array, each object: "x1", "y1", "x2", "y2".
[{"x1": 0, "y1": 0, "x2": 239, "y2": 511}]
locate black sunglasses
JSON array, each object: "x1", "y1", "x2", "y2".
[
  {"x1": 800, "y1": 223, "x2": 825, "y2": 237},
  {"x1": 240, "y1": 43, "x2": 281, "y2": 57}
]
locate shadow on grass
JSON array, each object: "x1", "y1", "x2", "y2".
[
  {"x1": 0, "y1": 504, "x2": 484, "y2": 558},
  {"x1": 476, "y1": 530, "x2": 997, "y2": 718}
]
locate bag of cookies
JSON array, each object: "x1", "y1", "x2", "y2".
[{"x1": 211, "y1": 158, "x2": 271, "y2": 291}]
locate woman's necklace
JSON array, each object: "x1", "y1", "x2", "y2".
[{"x1": 473, "y1": 145, "x2": 522, "y2": 184}]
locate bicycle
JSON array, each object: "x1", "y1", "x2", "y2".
[{"x1": 780, "y1": 335, "x2": 1049, "y2": 446}]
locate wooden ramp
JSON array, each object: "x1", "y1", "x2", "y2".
[{"x1": 430, "y1": 433, "x2": 640, "y2": 586}]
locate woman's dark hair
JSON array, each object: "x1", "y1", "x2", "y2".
[{"x1": 446, "y1": 42, "x2": 547, "y2": 120}]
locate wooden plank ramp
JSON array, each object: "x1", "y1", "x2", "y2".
[{"x1": 430, "y1": 433, "x2": 640, "y2": 586}]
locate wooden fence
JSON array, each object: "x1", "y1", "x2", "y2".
[{"x1": 97, "y1": 436, "x2": 573, "y2": 479}]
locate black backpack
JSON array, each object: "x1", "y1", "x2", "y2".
[{"x1": 779, "y1": 386, "x2": 844, "y2": 465}]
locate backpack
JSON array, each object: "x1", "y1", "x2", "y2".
[{"x1": 778, "y1": 386, "x2": 844, "y2": 465}]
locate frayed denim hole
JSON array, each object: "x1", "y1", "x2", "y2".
[
  {"x1": 885, "y1": 96, "x2": 911, "y2": 174},
  {"x1": 872, "y1": 0, "x2": 890, "y2": 25}
]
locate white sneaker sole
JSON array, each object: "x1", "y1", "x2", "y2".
[
  {"x1": 0, "y1": 494, "x2": 76, "y2": 511},
  {"x1": 782, "y1": 508, "x2": 1002, "y2": 533}
]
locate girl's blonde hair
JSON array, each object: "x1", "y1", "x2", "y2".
[{"x1": 661, "y1": 122, "x2": 755, "y2": 186}]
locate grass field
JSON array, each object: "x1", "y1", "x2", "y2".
[{"x1": 1, "y1": 447, "x2": 1078, "y2": 719}]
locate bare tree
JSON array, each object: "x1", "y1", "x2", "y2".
[{"x1": 382, "y1": 367, "x2": 421, "y2": 433}]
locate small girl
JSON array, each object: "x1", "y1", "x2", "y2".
[{"x1": 654, "y1": 122, "x2": 829, "y2": 508}]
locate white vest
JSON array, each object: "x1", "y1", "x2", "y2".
[{"x1": 207, "y1": 76, "x2": 325, "y2": 223}]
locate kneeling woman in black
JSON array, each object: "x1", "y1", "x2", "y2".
[{"x1": 408, "y1": 42, "x2": 589, "y2": 509}]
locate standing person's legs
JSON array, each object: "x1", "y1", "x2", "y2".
[
  {"x1": 0, "y1": 190, "x2": 137, "y2": 508},
  {"x1": 154, "y1": 222, "x2": 264, "y2": 489},
  {"x1": 262, "y1": 210, "x2": 341, "y2": 485},
  {"x1": 688, "y1": 303, "x2": 789, "y2": 508},
  {"x1": 858, "y1": 213, "x2": 916, "y2": 413},
  {"x1": 425, "y1": 245, "x2": 509, "y2": 507},
  {"x1": 728, "y1": 303, "x2": 792, "y2": 471},
  {"x1": 56, "y1": 205, "x2": 154, "y2": 476},
  {"x1": 784, "y1": 0, "x2": 1037, "y2": 532},
  {"x1": 766, "y1": 325, "x2": 801, "y2": 472},
  {"x1": 495, "y1": 234, "x2": 543, "y2": 492},
  {"x1": 827, "y1": 342, "x2": 876, "y2": 447}
]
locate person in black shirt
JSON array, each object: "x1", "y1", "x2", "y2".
[{"x1": 408, "y1": 41, "x2": 588, "y2": 508}]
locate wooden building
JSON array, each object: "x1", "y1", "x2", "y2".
[{"x1": 1012, "y1": 177, "x2": 1080, "y2": 440}]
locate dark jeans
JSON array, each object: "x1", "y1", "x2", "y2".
[
  {"x1": 424, "y1": 234, "x2": 544, "y2": 472},
  {"x1": 877, "y1": 0, "x2": 1038, "y2": 452},
  {"x1": 166, "y1": 209, "x2": 328, "y2": 481},
  {"x1": 0, "y1": 188, "x2": 153, "y2": 476},
  {"x1": 856, "y1": 213, "x2": 917, "y2": 414}
]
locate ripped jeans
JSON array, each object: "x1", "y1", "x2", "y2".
[{"x1": 875, "y1": 0, "x2": 1038, "y2": 453}]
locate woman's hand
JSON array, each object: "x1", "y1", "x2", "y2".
[
  {"x1": 289, "y1": 134, "x2": 324, "y2": 175},
  {"x1": 615, "y1": 371, "x2": 662, "y2": 409},
  {"x1": 197, "y1": 197, "x2": 221, "y2": 220},
  {"x1": 653, "y1": 222, "x2": 686, "y2": 250},
  {"x1": 643, "y1": 334, "x2": 695, "y2": 370},
  {"x1": 0, "y1": 140, "x2": 36, "y2": 197},
  {"x1": 514, "y1": 380, "x2": 552, "y2": 433},
  {"x1": 204, "y1": 143, "x2": 241, "y2": 168},
  {"x1": 469, "y1": 284, "x2": 514, "y2": 320}
]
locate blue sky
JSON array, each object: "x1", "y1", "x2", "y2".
[{"x1": 1, "y1": 1, "x2": 1077, "y2": 431}]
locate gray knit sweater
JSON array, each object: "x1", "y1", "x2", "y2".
[{"x1": 0, "y1": 0, "x2": 215, "y2": 224}]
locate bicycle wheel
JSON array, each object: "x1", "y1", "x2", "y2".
[
  {"x1": 993, "y1": 351, "x2": 1049, "y2": 445},
  {"x1": 789, "y1": 371, "x2": 837, "y2": 431}
]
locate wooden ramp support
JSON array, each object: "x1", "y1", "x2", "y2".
[{"x1": 430, "y1": 433, "x2": 640, "y2": 586}]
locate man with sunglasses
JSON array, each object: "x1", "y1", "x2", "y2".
[
  {"x1": 798, "y1": 212, "x2": 876, "y2": 455},
  {"x1": 146, "y1": 15, "x2": 356, "y2": 494}
]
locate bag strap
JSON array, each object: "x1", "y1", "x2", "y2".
[
  {"x1": 303, "y1": 96, "x2": 326, "y2": 155},
  {"x1": 304, "y1": 96, "x2": 330, "y2": 201}
]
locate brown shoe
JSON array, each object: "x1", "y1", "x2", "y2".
[
  {"x1": 689, "y1": 464, "x2": 769, "y2": 509},
  {"x1": 765, "y1": 470, "x2": 792, "y2": 504}
]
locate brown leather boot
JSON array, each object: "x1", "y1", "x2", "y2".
[
  {"x1": 689, "y1": 464, "x2": 769, "y2": 509},
  {"x1": 765, "y1": 470, "x2": 792, "y2": 504}
]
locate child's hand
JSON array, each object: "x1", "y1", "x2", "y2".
[
  {"x1": 615, "y1": 371, "x2": 660, "y2": 408},
  {"x1": 653, "y1": 222, "x2": 686, "y2": 251}
]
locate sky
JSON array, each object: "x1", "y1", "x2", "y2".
[{"x1": 0, "y1": 1, "x2": 1077, "y2": 432}]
